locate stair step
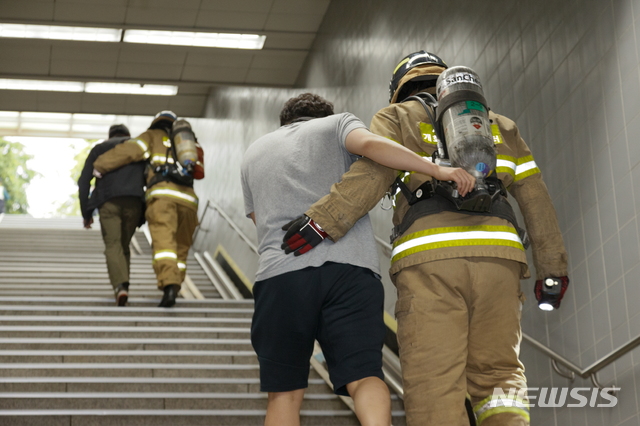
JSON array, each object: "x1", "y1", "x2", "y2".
[
  {"x1": 0, "y1": 409, "x2": 391, "y2": 426},
  {"x1": 0, "y1": 377, "x2": 331, "y2": 393}
]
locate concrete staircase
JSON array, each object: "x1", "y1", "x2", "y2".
[{"x1": 0, "y1": 215, "x2": 405, "y2": 425}]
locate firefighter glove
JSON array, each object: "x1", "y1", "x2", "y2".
[
  {"x1": 534, "y1": 276, "x2": 570, "y2": 309},
  {"x1": 281, "y1": 215, "x2": 328, "y2": 256}
]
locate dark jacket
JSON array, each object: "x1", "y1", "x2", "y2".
[{"x1": 78, "y1": 136, "x2": 146, "y2": 221}]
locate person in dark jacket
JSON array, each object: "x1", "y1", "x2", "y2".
[{"x1": 78, "y1": 124, "x2": 146, "y2": 306}]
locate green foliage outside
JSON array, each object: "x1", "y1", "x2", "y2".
[
  {"x1": 0, "y1": 138, "x2": 38, "y2": 214},
  {"x1": 55, "y1": 140, "x2": 97, "y2": 217}
]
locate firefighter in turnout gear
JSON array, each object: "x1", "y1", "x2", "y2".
[
  {"x1": 93, "y1": 111, "x2": 205, "y2": 308},
  {"x1": 282, "y1": 51, "x2": 569, "y2": 425}
]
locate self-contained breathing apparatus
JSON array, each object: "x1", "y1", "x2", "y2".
[
  {"x1": 149, "y1": 119, "x2": 203, "y2": 188},
  {"x1": 390, "y1": 66, "x2": 529, "y2": 247}
]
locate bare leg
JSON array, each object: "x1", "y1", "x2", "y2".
[
  {"x1": 346, "y1": 376, "x2": 392, "y2": 426},
  {"x1": 264, "y1": 389, "x2": 305, "y2": 426}
]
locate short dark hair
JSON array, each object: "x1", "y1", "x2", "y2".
[
  {"x1": 108, "y1": 124, "x2": 130, "y2": 138},
  {"x1": 279, "y1": 93, "x2": 334, "y2": 126}
]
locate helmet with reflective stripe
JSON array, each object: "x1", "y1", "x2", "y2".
[
  {"x1": 389, "y1": 51, "x2": 448, "y2": 103},
  {"x1": 150, "y1": 110, "x2": 177, "y2": 129}
]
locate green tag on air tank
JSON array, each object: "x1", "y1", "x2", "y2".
[{"x1": 458, "y1": 101, "x2": 486, "y2": 115}]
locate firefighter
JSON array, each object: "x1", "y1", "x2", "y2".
[
  {"x1": 93, "y1": 111, "x2": 204, "y2": 308},
  {"x1": 281, "y1": 51, "x2": 570, "y2": 426}
]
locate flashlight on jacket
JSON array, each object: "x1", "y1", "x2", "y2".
[{"x1": 538, "y1": 278, "x2": 562, "y2": 311}]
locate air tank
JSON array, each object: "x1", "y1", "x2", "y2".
[
  {"x1": 171, "y1": 119, "x2": 198, "y2": 171},
  {"x1": 435, "y1": 66, "x2": 496, "y2": 179}
]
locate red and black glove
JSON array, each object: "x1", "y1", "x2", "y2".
[
  {"x1": 281, "y1": 215, "x2": 328, "y2": 256},
  {"x1": 534, "y1": 276, "x2": 570, "y2": 309}
]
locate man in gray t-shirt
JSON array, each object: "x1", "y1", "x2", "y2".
[
  {"x1": 241, "y1": 93, "x2": 474, "y2": 426},
  {"x1": 242, "y1": 109, "x2": 380, "y2": 282}
]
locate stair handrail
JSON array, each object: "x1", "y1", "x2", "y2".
[
  {"x1": 194, "y1": 199, "x2": 258, "y2": 254},
  {"x1": 375, "y1": 237, "x2": 631, "y2": 390}
]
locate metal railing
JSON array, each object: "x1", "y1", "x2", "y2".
[
  {"x1": 521, "y1": 333, "x2": 638, "y2": 390},
  {"x1": 194, "y1": 199, "x2": 257, "y2": 254},
  {"x1": 373, "y1": 237, "x2": 635, "y2": 391}
]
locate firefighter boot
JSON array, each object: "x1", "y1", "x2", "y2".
[{"x1": 158, "y1": 284, "x2": 180, "y2": 308}]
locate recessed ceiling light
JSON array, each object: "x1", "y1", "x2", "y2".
[
  {"x1": 123, "y1": 29, "x2": 266, "y2": 49},
  {"x1": 0, "y1": 79, "x2": 178, "y2": 96},
  {"x1": 0, "y1": 79, "x2": 84, "y2": 92},
  {"x1": 85, "y1": 82, "x2": 178, "y2": 96},
  {"x1": 0, "y1": 23, "x2": 266, "y2": 49},
  {"x1": 0, "y1": 23, "x2": 122, "y2": 42}
]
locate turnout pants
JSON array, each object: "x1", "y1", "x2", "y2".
[
  {"x1": 146, "y1": 197, "x2": 198, "y2": 289},
  {"x1": 394, "y1": 257, "x2": 529, "y2": 426},
  {"x1": 98, "y1": 197, "x2": 143, "y2": 289}
]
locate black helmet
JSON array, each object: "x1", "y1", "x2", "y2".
[{"x1": 389, "y1": 51, "x2": 448, "y2": 103}]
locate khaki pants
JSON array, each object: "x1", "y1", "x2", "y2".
[
  {"x1": 145, "y1": 197, "x2": 198, "y2": 289},
  {"x1": 394, "y1": 257, "x2": 529, "y2": 426},
  {"x1": 98, "y1": 197, "x2": 143, "y2": 289}
]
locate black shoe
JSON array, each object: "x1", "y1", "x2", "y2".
[
  {"x1": 158, "y1": 284, "x2": 180, "y2": 308},
  {"x1": 115, "y1": 282, "x2": 129, "y2": 307}
]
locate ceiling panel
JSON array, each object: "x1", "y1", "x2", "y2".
[
  {"x1": 0, "y1": 42, "x2": 51, "y2": 75},
  {"x1": 199, "y1": 0, "x2": 274, "y2": 13},
  {"x1": 51, "y1": 43, "x2": 120, "y2": 62},
  {"x1": 194, "y1": 11, "x2": 269, "y2": 31},
  {"x1": 184, "y1": 50, "x2": 254, "y2": 67},
  {"x1": 271, "y1": 0, "x2": 331, "y2": 15},
  {"x1": 0, "y1": 0, "x2": 331, "y2": 118},
  {"x1": 116, "y1": 63, "x2": 185, "y2": 81},
  {"x1": 36, "y1": 91, "x2": 84, "y2": 112},
  {"x1": 50, "y1": 60, "x2": 118, "y2": 79},
  {"x1": 181, "y1": 67, "x2": 249, "y2": 84},
  {"x1": 1, "y1": 1, "x2": 55, "y2": 21},
  {"x1": 264, "y1": 13, "x2": 327, "y2": 32},
  {"x1": 79, "y1": 93, "x2": 127, "y2": 113},
  {"x1": 124, "y1": 8, "x2": 199, "y2": 27},
  {"x1": 53, "y1": 3, "x2": 128, "y2": 24},
  {"x1": 122, "y1": 95, "x2": 173, "y2": 115},
  {"x1": 263, "y1": 33, "x2": 316, "y2": 50},
  {"x1": 0, "y1": 92, "x2": 39, "y2": 112},
  {"x1": 117, "y1": 45, "x2": 188, "y2": 65},
  {"x1": 128, "y1": 0, "x2": 204, "y2": 9}
]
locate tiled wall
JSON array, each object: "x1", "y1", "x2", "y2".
[{"x1": 193, "y1": 0, "x2": 640, "y2": 424}]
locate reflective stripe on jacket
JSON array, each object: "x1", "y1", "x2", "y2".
[{"x1": 93, "y1": 128, "x2": 198, "y2": 212}]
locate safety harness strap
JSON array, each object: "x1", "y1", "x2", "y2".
[{"x1": 390, "y1": 192, "x2": 529, "y2": 248}]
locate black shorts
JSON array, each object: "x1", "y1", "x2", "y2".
[{"x1": 251, "y1": 262, "x2": 386, "y2": 396}]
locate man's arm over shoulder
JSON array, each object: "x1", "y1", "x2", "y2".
[
  {"x1": 500, "y1": 115, "x2": 568, "y2": 279},
  {"x1": 93, "y1": 133, "x2": 151, "y2": 174},
  {"x1": 306, "y1": 157, "x2": 396, "y2": 242},
  {"x1": 306, "y1": 107, "x2": 408, "y2": 242}
]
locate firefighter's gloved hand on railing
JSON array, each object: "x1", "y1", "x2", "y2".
[
  {"x1": 281, "y1": 215, "x2": 328, "y2": 256},
  {"x1": 534, "y1": 276, "x2": 570, "y2": 311}
]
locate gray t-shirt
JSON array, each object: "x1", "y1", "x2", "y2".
[{"x1": 241, "y1": 113, "x2": 381, "y2": 281}]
